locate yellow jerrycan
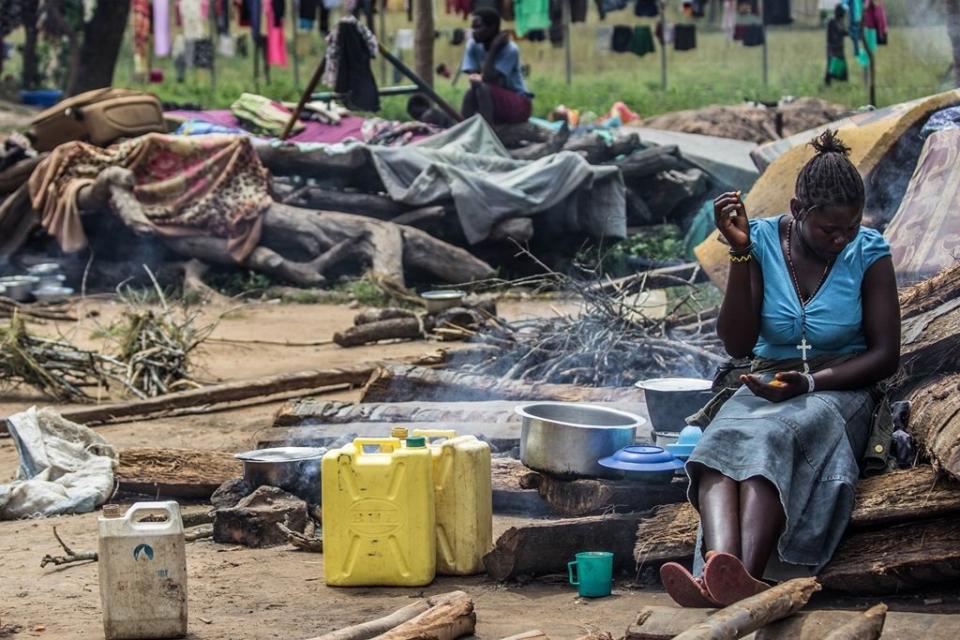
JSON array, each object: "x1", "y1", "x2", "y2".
[
  {"x1": 98, "y1": 501, "x2": 188, "y2": 640},
  {"x1": 412, "y1": 429, "x2": 493, "y2": 576},
  {"x1": 322, "y1": 436, "x2": 436, "y2": 586}
]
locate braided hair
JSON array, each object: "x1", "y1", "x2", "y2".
[{"x1": 794, "y1": 130, "x2": 864, "y2": 214}]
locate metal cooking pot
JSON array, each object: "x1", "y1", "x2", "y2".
[
  {"x1": 635, "y1": 378, "x2": 713, "y2": 433},
  {"x1": 0, "y1": 276, "x2": 39, "y2": 302},
  {"x1": 234, "y1": 446, "x2": 325, "y2": 504},
  {"x1": 516, "y1": 402, "x2": 645, "y2": 478}
]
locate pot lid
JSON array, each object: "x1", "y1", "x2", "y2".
[
  {"x1": 598, "y1": 445, "x2": 685, "y2": 473},
  {"x1": 234, "y1": 446, "x2": 325, "y2": 462},
  {"x1": 634, "y1": 377, "x2": 712, "y2": 392}
]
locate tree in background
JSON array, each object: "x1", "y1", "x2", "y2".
[{"x1": 65, "y1": 0, "x2": 131, "y2": 95}]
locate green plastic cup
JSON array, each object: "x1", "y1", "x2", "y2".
[{"x1": 567, "y1": 551, "x2": 614, "y2": 598}]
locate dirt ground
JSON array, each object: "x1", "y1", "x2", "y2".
[
  {"x1": 2, "y1": 298, "x2": 956, "y2": 639},
  {"x1": 0, "y1": 298, "x2": 678, "y2": 640}
]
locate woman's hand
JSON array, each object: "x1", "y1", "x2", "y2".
[
  {"x1": 740, "y1": 372, "x2": 810, "y2": 403},
  {"x1": 714, "y1": 191, "x2": 750, "y2": 252}
]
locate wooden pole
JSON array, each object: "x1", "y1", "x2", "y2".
[
  {"x1": 293, "y1": 0, "x2": 301, "y2": 91},
  {"x1": 659, "y1": 1, "x2": 667, "y2": 90},
  {"x1": 280, "y1": 56, "x2": 327, "y2": 140},
  {"x1": 760, "y1": 0, "x2": 768, "y2": 86},
  {"x1": 413, "y1": 0, "x2": 435, "y2": 87},
  {"x1": 380, "y1": 0, "x2": 388, "y2": 83},
  {"x1": 563, "y1": 0, "x2": 572, "y2": 86},
  {"x1": 209, "y1": 0, "x2": 217, "y2": 94},
  {"x1": 863, "y1": 30, "x2": 876, "y2": 105},
  {"x1": 379, "y1": 45, "x2": 463, "y2": 121}
]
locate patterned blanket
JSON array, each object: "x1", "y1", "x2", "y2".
[{"x1": 29, "y1": 133, "x2": 271, "y2": 261}]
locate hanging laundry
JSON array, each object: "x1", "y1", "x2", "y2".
[
  {"x1": 634, "y1": 0, "x2": 658, "y2": 17},
  {"x1": 629, "y1": 25, "x2": 654, "y2": 56},
  {"x1": 549, "y1": 22, "x2": 563, "y2": 46},
  {"x1": 515, "y1": 0, "x2": 551, "y2": 38},
  {"x1": 154, "y1": 0, "x2": 172, "y2": 56},
  {"x1": 265, "y1": 0, "x2": 287, "y2": 67},
  {"x1": 611, "y1": 25, "x2": 632, "y2": 52},
  {"x1": 180, "y1": 0, "x2": 207, "y2": 41},
  {"x1": 743, "y1": 23, "x2": 764, "y2": 46},
  {"x1": 763, "y1": 0, "x2": 791, "y2": 24},
  {"x1": 526, "y1": 29, "x2": 546, "y2": 42},
  {"x1": 216, "y1": 0, "x2": 230, "y2": 33},
  {"x1": 863, "y1": 0, "x2": 887, "y2": 49},
  {"x1": 654, "y1": 20, "x2": 674, "y2": 44},
  {"x1": 602, "y1": 0, "x2": 629, "y2": 14},
  {"x1": 733, "y1": 23, "x2": 747, "y2": 40},
  {"x1": 722, "y1": 0, "x2": 736, "y2": 41},
  {"x1": 673, "y1": 24, "x2": 696, "y2": 50},
  {"x1": 244, "y1": 0, "x2": 261, "y2": 35},
  {"x1": 194, "y1": 38, "x2": 216, "y2": 67},
  {"x1": 324, "y1": 0, "x2": 342, "y2": 8},
  {"x1": 595, "y1": 25, "x2": 613, "y2": 53},
  {"x1": 218, "y1": 33, "x2": 236, "y2": 56},
  {"x1": 395, "y1": 28, "x2": 414, "y2": 50},
  {"x1": 594, "y1": 0, "x2": 607, "y2": 20},
  {"x1": 447, "y1": 0, "x2": 472, "y2": 19},
  {"x1": 132, "y1": 0, "x2": 151, "y2": 75},
  {"x1": 500, "y1": 0, "x2": 515, "y2": 21},
  {"x1": 450, "y1": 28, "x2": 465, "y2": 46},
  {"x1": 331, "y1": 18, "x2": 380, "y2": 112},
  {"x1": 571, "y1": 0, "x2": 588, "y2": 22}
]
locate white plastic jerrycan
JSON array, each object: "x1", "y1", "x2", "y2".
[{"x1": 98, "y1": 502, "x2": 188, "y2": 639}]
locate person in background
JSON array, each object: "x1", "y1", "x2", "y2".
[
  {"x1": 825, "y1": 4, "x2": 849, "y2": 85},
  {"x1": 407, "y1": 94, "x2": 457, "y2": 129},
  {"x1": 460, "y1": 8, "x2": 534, "y2": 125}
]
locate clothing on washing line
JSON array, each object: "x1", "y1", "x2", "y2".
[
  {"x1": 216, "y1": 0, "x2": 230, "y2": 33},
  {"x1": 611, "y1": 24, "x2": 632, "y2": 52},
  {"x1": 193, "y1": 38, "x2": 216, "y2": 68},
  {"x1": 571, "y1": 0, "x2": 588, "y2": 23},
  {"x1": 266, "y1": 0, "x2": 287, "y2": 66},
  {"x1": 181, "y1": 0, "x2": 207, "y2": 40},
  {"x1": 501, "y1": 0, "x2": 516, "y2": 21},
  {"x1": 516, "y1": 0, "x2": 551, "y2": 37},
  {"x1": 743, "y1": 23, "x2": 764, "y2": 46},
  {"x1": 654, "y1": 20, "x2": 674, "y2": 44},
  {"x1": 549, "y1": 22, "x2": 563, "y2": 46},
  {"x1": 526, "y1": 29, "x2": 546, "y2": 42},
  {"x1": 595, "y1": 25, "x2": 613, "y2": 52},
  {"x1": 733, "y1": 23, "x2": 746, "y2": 40},
  {"x1": 451, "y1": 28, "x2": 465, "y2": 46},
  {"x1": 630, "y1": 25, "x2": 654, "y2": 56},
  {"x1": 602, "y1": 0, "x2": 629, "y2": 13},
  {"x1": 634, "y1": 0, "x2": 658, "y2": 17},
  {"x1": 244, "y1": 0, "x2": 261, "y2": 34},
  {"x1": 154, "y1": 0, "x2": 172, "y2": 56},
  {"x1": 674, "y1": 23, "x2": 696, "y2": 50},
  {"x1": 323, "y1": 16, "x2": 380, "y2": 112}
]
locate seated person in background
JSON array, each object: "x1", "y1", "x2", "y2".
[{"x1": 460, "y1": 8, "x2": 533, "y2": 125}]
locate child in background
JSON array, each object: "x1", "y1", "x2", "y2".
[{"x1": 825, "y1": 4, "x2": 849, "y2": 85}]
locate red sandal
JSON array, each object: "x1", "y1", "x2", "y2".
[
  {"x1": 702, "y1": 552, "x2": 769, "y2": 606},
  {"x1": 660, "y1": 562, "x2": 721, "y2": 608}
]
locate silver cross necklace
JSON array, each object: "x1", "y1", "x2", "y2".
[{"x1": 785, "y1": 219, "x2": 833, "y2": 374}]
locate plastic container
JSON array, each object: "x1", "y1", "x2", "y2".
[
  {"x1": 322, "y1": 437, "x2": 436, "y2": 586},
  {"x1": 98, "y1": 502, "x2": 188, "y2": 640},
  {"x1": 20, "y1": 89, "x2": 63, "y2": 107},
  {"x1": 412, "y1": 429, "x2": 493, "y2": 576}
]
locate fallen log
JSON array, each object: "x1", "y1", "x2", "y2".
[
  {"x1": 536, "y1": 474, "x2": 686, "y2": 517},
  {"x1": 819, "y1": 516, "x2": 960, "y2": 594},
  {"x1": 258, "y1": 421, "x2": 521, "y2": 453},
  {"x1": 371, "y1": 592, "x2": 475, "y2": 640},
  {"x1": 361, "y1": 365, "x2": 643, "y2": 404},
  {"x1": 821, "y1": 604, "x2": 887, "y2": 640},
  {"x1": 0, "y1": 366, "x2": 377, "y2": 430},
  {"x1": 491, "y1": 457, "x2": 554, "y2": 516},
  {"x1": 289, "y1": 187, "x2": 405, "y2": 219},
  {"x1": 627, "y1": 606, "x2": 951, "y2": 640},
  {"x1": 634, "y1": 465, "x2": 960, "y2": 566},
  {"x1": 499, "y1": 631, "x2": 548, "y2": 640},
  {"x1": 671, "y1": 577, "x2": 820, "y2": 640},
  {"x1": 254, "y1": 143, "x2": 370, "y2": 179},
  {"x1": 906, "y1": 374, "x2": 960, "y2": 480},
  {"x1": 305, "y1": 601, "x2": 432, "y2": 640},
  {"x1": 898, "y1": 262, "x2": 960, "y2": 321},
  {"x1": 391, "y1": 205, "x2": 449, "y2": 228},
  {"x1": 116, "y1": 448, "x2": 243, "y2": 499},
  {"x1": 484, "y1": 513, "x2": 640, "y2": 582},
  {"x1": 355, "y1": 308, "x2": 419, "y2": 325},
  {"x1": 617, "y1": 146, "x2": 685, "y2": 182},
  {"x1": 898, "y1": 296, "x2": 960, "y2": 387},
  {"x1": 334, "y1": 317, "x2": 430, "y2": 347},
  {"x1": 563, "y1": 132, "x2": 641, "y2": 165}
]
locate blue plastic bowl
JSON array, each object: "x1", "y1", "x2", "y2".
[
  {"x1": 598, "y1": 445, "x2": 684, "y2": 483},
  {"x1": 20, "y1": 89, "x2": 63, "y2": 107}
]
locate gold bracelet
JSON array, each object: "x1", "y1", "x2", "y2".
[{"x1": 729, "y1": 253, "x2": 752, "y2": 263}]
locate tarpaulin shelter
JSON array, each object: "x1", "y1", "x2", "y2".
[
  {"x1": 696, "y1": 90, "x2": 960, "y2": 287},
  {"x1": 884, "y1": 128, "x2": 960, "y2": 286}
]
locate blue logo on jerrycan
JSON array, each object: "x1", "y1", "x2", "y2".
[{"x1": 133, "y1": 544, "x2": 155, "y2": 561}]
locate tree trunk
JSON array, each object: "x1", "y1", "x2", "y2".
[
  {"x1": 948, "y1": 0, "x2": 960, "y2": 87},
  {"x1": 907, "y1": 374, "x2": 960, "y2": 480},
  {"x1": 413, "y1": 0, "x2": 435, "y2": 88},
  {"x1": 116, "y1": 448, "x2": 243, "y2": 499},
  {"x1": 20, "y1": 2, "x2": 39, "y2": 90},
  {"x1": 66, "y1": 1, "x2": 131, "y2": 96},
  {"x1": 273, "y1": 399, "x2": 523, "y2": 427}
]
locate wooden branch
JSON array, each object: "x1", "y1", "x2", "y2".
[
  {"x1": 629, "y1": 606, "x2": 945, "y2": 640},
  {"x1": 0, "y1": 366, "x2": 377, "y2": 430},
  {"x1": 184, "y1": 524, "x2": 213, "y2": 542},
  {"x1": 360, "y1": 365, "x2": 642, "y2": 404},
  {"x1": 289, "y1": 187, "x2": 404, "y2": 219},
  {"x1": 391, "y1": 206, "x2": 449, "y2": 228},
  {"x1": 371, "y1": 592, "x2": 475, "y2": 640},
  {"x1": 671, "y1": 578, "x2": 821, "y2": 640},
  {"x1": 272, "y1": 399, "x2": 526, "y2": 427},
  {"x1": 822, "y1": 604, "x2": 888, "y2": 640},
  {"x1": 116, "y1": 448, "x2": 243, "y2": 499},
  {"x1": 304, "y1": 601, "x2": 434, "y2": 640},
  {"x1": 484, "y1": 513, "x2": 640, "y2": 582},
  {"x1": 334, "y1": 318, "x2": 429, "y2": 348},
  {"x1": 355, "y1": 309, "x2": 419, "y2": 325},
  {"x1": 536, "y1": 474, "x2": 685, "y2": 518},
  {"x1": 181, "y1": 259, "x2": 230, "y2": 305},
  {"x1": 586, "y1": 262, "x2": 705, "y2": 295},
  {"x1": 899, "y1": 263, "x2": 960, "y2": 321},
  {"x1": 278, "y1": 516, "x2": 323, "y2": 552},
  {"x1": 40, "y1": 526, "x2": 98, "y2": 568},
  {"x1": 499, "y1": 631, "x2": 548, "y2": 640},
  {"x1": 254, "y1": 143, "x2": 370, "y2": 178},
  {"x1": 634, "y1": 465, "x2": 960, "y2": 566}
]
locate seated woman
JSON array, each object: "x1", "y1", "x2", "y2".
[
  {"x1": 460, "y1": 8, "x2": 533, "y2": 125},
  {"x1": 661, "y1": 131, "x2": 900, "y2": 607}
]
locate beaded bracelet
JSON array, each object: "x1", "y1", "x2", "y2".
[
  {"x1": 728, "y1": 243, "x2": 754, "y2": 256},
  {"x1": 729, "y1": 253, "x2": 752, "y2": 263}
]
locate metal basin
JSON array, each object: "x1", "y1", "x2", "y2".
[
  {"x1": 0, "y1": 276, "x2": 39, "y2": 302},
  {"x1": 635, "y1": 378, "x2": 713, "y2": 433},
  {"x1": 234, "y1": 446, "x2": 325, "y2": 504},
  {"x1": 516, "y1": 402, "x2": 644, "y2": 478},
  {"x1": 421, "y1": 290, "x2": 465, "y2": 313}
]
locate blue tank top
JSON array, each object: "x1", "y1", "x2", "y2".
[{"x1": 750, "y1": 215, "x2": 891, "y2": 360}]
